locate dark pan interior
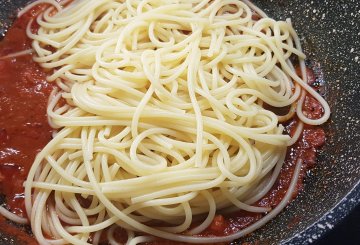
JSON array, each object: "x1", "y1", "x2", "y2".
[{"x1": 0, "y1": 0, "x2": 359, "y2": 244}]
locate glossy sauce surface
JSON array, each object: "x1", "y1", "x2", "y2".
[
  {"x1": 0, "y1": 8, "x2": 53, "y2": 244},
  {"x1": 0, "y1": 8, "x2": 325, "y2": 245}
]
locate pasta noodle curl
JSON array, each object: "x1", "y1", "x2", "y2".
[{"x1": 21, "y1": 0, "x2": 330, "y2": 244}]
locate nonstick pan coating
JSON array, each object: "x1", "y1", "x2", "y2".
[{"x1": 0, "y1": 0, "x2": 359, "y2": 244}]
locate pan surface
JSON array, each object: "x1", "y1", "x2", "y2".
[{"x1": 0, "y1": 0, "x2": 359, "y2": 244}]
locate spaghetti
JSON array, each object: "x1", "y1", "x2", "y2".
[{"x1": 1, "y1": 0, "x2": 331, "y2": 244}]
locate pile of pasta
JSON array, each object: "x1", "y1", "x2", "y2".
[{"x1": 19, "y1": 0, "x2": 329, "y2": 244}]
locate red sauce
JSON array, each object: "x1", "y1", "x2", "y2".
[
  {"x1": 0, "y1": 8, "x2": 326, "y2": 245},
  {"x1": 147, "y1": 70, "x2": 326, "y2": 244},
  {"x1": 148, "y1": 115, "x2": 325, "y2": 244},
  {"x1": 0, "y1": 8, "x2": 53, "y2": 244}
]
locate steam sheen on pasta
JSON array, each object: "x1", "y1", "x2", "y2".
[{"x1": 3, "y1": 0, "x2": 331, "y2": 244}]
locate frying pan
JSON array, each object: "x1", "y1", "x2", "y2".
[{"x1": 0, "y1": 0, "x2": 359, "y2": 244}]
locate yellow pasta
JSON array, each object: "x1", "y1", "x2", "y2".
[{"x1": 4, "y1": 0, "x2": 331, "y2": 244}]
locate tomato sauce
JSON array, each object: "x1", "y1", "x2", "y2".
[
  {"x1": 0, "y1": 7, "x2": 53, "y2": 244},
  {"x1": 0, "y1": 8, "x2": 326, "y2": 245},
  {"x1": 148, "y1": 113, "x2": 326, "y2": 244}
]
